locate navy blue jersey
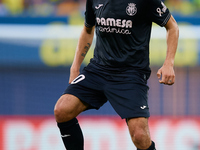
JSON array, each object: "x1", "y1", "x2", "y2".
[{"x1": 85, "y1": 0, "x2": 171, "y2": 74}]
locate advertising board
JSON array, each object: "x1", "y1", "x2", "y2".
[{"x1": 0, "y1": 116, "x2": 199, "y2": 150}]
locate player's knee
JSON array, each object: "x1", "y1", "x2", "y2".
[
  {"x1": 127, "y1": 118, "x2": 151, "y2": 148},
  {"x1": 130, "y1": 128, "x2": 151, "y2": 149},
  {"x1": 54, "y1": 106, "x2": 74, "y2": 123},
  {"x1": 131, "y1": 129, "x2": 146, "y2": 143},
  {"x1": 54, "y1": 94, "x2": 88, "y2": 123},
  {"x1": 54, "y1": 106, "x2": 63, "y2": 122},
  {"x1": 54, "y1": 101, "x2": 74, "y2": 123}
]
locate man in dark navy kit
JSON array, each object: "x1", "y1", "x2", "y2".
[{"x1": 54, "y1": 0, "x2": 179, "y2": 149}]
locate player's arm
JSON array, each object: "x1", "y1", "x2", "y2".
[
  {"x1": 69, "y1": 25, "x2": 95, "y2": 84},
  {"x1": 157, "y1": 15, "x2": 179, "y2": 85}
]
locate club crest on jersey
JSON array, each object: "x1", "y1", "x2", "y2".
[{"x1": 126, "y1": 3, "x2": 137, "y2": 16}]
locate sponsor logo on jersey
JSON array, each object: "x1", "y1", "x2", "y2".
[
  {"x1": 126, "y1": 3, "x2": 137, "y2": 16},
  {"x1": 96, "y1": 17, "x2": 132, "y2": 34},
  {"x1": 98, "y1": 27, "x2": 131, "y2": 34},
  {"x1": 96, "y1": 18, "x2": 132, "y2": 28}
]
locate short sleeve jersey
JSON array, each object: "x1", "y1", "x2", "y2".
[{"x1": 85, "y1": 0, "x2": 171, "y2": 74}]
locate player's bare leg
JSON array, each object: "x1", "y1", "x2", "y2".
[
  {"x1": 54, "y1": 94, "x2": 89, "y2": 123},
  {"x1": 54, "y1": 94, "x2": 89, "y2": 150},
  {"x1": 127, "y1": 117, "x2": 155, "y2": 150}
]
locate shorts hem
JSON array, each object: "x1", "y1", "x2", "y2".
[{"x1": 120, "y1": 114, "x2": 150, "y2": 119}]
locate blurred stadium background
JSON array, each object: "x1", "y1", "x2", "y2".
[{"x1": 0, "y1": 0, "x2": 200, "y2": 149}]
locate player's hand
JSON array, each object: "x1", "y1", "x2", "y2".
[
  {"x1": 69, "y1": 68, "x2": 80, "y2": 84},
  {"x1": 157, "y1": 65, "x2": 175, "y2": 85}
]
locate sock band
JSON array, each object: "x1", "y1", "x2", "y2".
[
  {"x1": 57, "y1": 118, "x2": 78, "y2": 128},
  {"x1": 137, "y1": 141, "x2": 156, "y2": 150}
]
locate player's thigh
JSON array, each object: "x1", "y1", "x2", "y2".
[
  {"x1": 127, "y1": 117, "x2": 150, "y2": 138},
  {"x1": 54, "y1": 94, "x2": 89, "y2": 122}
]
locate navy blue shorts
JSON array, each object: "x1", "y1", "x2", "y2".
[{"x1": 64, "y1": 63, "x2": 150, "y2": 119}]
